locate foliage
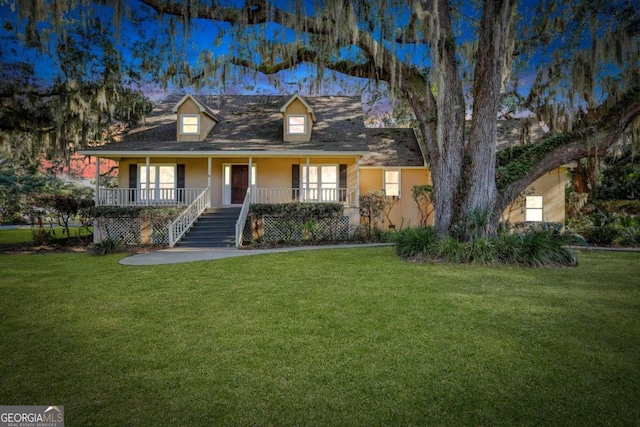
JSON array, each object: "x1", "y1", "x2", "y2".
[
  {"x1": 394, "y1": 223, "x2": 585, "y2": 267},
  {"x1": 88, "y1": 206, "x2": 182, "y2": 221},
  {"x1": 393, "y1": 226, "x2": 438, "y2": 260},
  {"x1": 411, "y1": 185, "x2": 434, "y2": 227},
  {"x1": 359, "y1": 191, "x2": 398, "y2": 241},
  {"x1": 88, "y1": 238, "x2": 124, "y2": 255},
  {"x1": 567, "y1": 210, "x2": 640, "y2": 247},
  {"x1": 249, "y1": 203, "x2": 343, "y2": 220},
  {"x1": 596, "y1": 164, "x2": 640, "y2": 200},
  {"x1": 35, "y1": 187, "x2": 94, "y2": 237}
]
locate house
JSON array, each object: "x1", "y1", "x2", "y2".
[{"x1": 80, "y1": 94, "x2": 567, "y2": 247}]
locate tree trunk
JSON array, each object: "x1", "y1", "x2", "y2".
[{"x1": 459, "y1": 0, "x2": 514, "y2": 234}]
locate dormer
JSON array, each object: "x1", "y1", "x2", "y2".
[
  {"x1": 172, "y1": 94, "x2": 220, "y2": 142},
  {"x1": 280, "y1": 94, "x2": 316, "y2": 142}
]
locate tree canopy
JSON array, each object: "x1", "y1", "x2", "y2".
[{"x1": 2, "y1": 0, "x2": 639, "y2": 233}]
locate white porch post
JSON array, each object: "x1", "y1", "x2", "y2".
[
  {"x1": 95, "y1": 156, "x2": 100, "y2": 206},
  {"x1": 207, "y1": 157, "x2": 212, "y2": 207},
  {"x1": 145, "y1": 157, "x2": 150, "y2": 205},
  {"x1": 356, "y1": 157, "x2": 360, "y2": 207},
  {"x1": 305, "y1": 157, "x2": 310, "y2": 202},
  {"x1": 248, "y1": 157, "x2": 254, "y2": 203}
]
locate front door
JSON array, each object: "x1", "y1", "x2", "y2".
[{"x1": 231, "y1": 165, "x2": 249, "y2": 204}]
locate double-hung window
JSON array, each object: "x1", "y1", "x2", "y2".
[
  {"x1": 139, "y1": 164, "x2": 176, "y2": 202},
  {"x1": 287, "y1": 115, "x2": 306, "y2": 134},
  {"x1": 180, "y1": 114, "x2": 200, "y2": 135},
  {"x1": 384, "y1": 170, "x2": 401, "y2": 197},
  {"x1": 301, "y1": 165, "x2": 338, "y2": 201},
  {"x1": 525, "y1": 195, "x2": 544, "y2": 221}
]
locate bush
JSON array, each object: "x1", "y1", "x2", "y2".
[
  {"x1": 394, "y1": 224, "x2": 585, "y2": 268},
  {"x1": 393, "y1": 227, "x2": 438, "y2": 260},
  {"x1": 88, "y1": 238, "x2": 124, "y2": 255}
]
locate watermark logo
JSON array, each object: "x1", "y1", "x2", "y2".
[{"x1": 0, "y1": 406, "x2": 64, "y2": 427}]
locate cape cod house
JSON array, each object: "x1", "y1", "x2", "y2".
[{"x1": 80, "y1": 94, "x2": 567, "y2": 247}]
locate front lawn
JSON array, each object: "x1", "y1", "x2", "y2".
[{"x1": 0, "y1": 248, "x2": 638, "y2": 426}]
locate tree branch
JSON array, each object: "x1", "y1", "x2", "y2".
[{"x1": 496, "y1": 87, "x2": 640, "y2": 216}]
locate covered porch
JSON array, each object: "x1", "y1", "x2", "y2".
[{"x1": 91, "y1": 155, "x2": 362, "y2": 247}]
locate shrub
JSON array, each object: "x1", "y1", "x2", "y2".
[
  {"x1": 393, "y1": 227, "x2": 438, "y2": 260},
  {"x1": 89, "y1": 238, "x2": 124, "y2": 255},
  {"x1": 506, "y1": 224, "x2": 585, "y2": 268}
]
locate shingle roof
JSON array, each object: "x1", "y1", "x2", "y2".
[{"x1": 87, "y1": 94, "x2": 426, "y2": 167}]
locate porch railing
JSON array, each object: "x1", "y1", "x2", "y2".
[
  {"x1": 235, "y1": 186, "x2": 252, "y2": 248},
  {"x1": 96, "y1": 188, "x2": 208, "y2": 207},
  {"x1": 168, "y1": 187, "x2": 210, "y2": 247},
  {"x1": 252, "y1": 188, "x2": 358, "y2": 205}
]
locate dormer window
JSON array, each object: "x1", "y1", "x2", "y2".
[
  {"x1": 180, "y1": 114, "x2": 200, "y2": 135},
  {"x1": 287, "y1": 115, "x2": 306, "y2": 134}
]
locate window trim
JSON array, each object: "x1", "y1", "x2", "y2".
[
  {"x1": 300, "y1": 164, "x2": 339, "y2": 201},
  {"x1": 383, "y1": 169, "x2": 401, "y2": 198},
  {"x1": 138, "y1": 163, "x2": 177, "y2": 202},
  {"x1": 180, "y1": 114, "x2": 200, "y2": 135},
  {"x1": 287, "y1": 115, "x2": 307, "y2": 135},
  {"x1": 525, "y1": 195, "x2": 544, "y2": 222}
]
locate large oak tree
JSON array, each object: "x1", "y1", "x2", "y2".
[{"x1": 5, "y1": 0, "x2": 640, "y2": 234}]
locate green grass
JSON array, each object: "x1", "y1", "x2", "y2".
[
  {"x1": 0, "y1": 226, "x2": 92, "y2": 244},
  {"x1": 1, "y1": 248, "x2": 639, "y2": 426}
]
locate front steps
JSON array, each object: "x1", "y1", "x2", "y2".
[{"x1": 177, "y1": 207, "x2": 241, "y2": 248}]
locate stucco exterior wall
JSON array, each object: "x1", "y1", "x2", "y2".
[
  {"x1": 176, "y1": 98, "x2": 216, "y2": 142},
  {"x1": 360, "y1": 168, "x2": 432, "y2": 229},
  {"x1": 282, "y1": 98, "x2": 313, "y2": 142},
  {"x1": 502, "y1": 168, "x2": 567, "y2": 225},
  {"x1": 117, "y1": 158, "x2": 566, "y2": 226}
]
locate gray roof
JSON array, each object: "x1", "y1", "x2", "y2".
[{"x1": 87, "y1": 94, "x2": 426, "y2": 167}]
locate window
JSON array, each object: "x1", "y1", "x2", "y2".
[
  {"x1": 384, "y1": 170, "x2": 401, "y2": 197},
  {"x1": 287, "y1": 115, "x2": 306, "y2": 134},
  {"x1": 180, "y1": 114, "x2": 200, "y2": 135},
  {"x1": 139, "y1": 164, "x2": 176, "y2": 202},
  {"x1": 525, "y1": 195, "x2": 544, "y2": 221},
  {"x1": 301, "y1": 165, "x2": 338, "y2": 201}
]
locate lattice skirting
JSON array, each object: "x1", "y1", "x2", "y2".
[
  {"x1": 95, "y1": 217, "x2": 169, "y2": 245},
  {"x1": 255, "y1": 216, "x2": 350, "y2": 243}
]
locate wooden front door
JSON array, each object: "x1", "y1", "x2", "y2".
[{"x1": 231, "y1": 165, "x2": 249, "y2": 204}]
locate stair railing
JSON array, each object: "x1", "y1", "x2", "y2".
[
  {"x1": 235, "y1": 186, "x2": 252, "y2": 248},
  {"x1": 168, "y1": 187, "x2": 210, "y2": 247}
]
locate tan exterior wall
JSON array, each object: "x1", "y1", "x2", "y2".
[
  {"x1": 282, "y1": 98, "x2": 313, "y2": 142},
  {"x1": 176, "y1": 98, "x2": 216, "y2": 142},
  {"x1": 502, "y1": 168, "x2": 567, "y2": 225},
  {"x1": 360, "y1": 168, "x2": 432, "y2": 229},
  {"x1": 116, "y1": 158, "x2": 566, "y2": 227}
]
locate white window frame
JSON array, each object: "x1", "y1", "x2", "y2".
[
  {"x1": 180, "y1": 114, "x2": 200, "y2": 135},
  {"x1": 525, "y1": 195, "x2": 544, "y2": 222},
  {"x1": 287, "y1": 115, "x2": 307, "y2": 135},
  {"x1": 384, "y1": 169, "x2": 401, "y2": 198},
  {"x1": 138, "y1": 164, "x2": 177, "y2": 203},
  {"x1": 301, "y1": 164, "x2": 339, "y2": 202}
]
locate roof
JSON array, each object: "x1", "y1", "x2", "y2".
[{"x1": 82, "y1": 94, "x2": 426, "y2": 167}]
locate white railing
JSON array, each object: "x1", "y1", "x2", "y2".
[
  {"x1": 252, "y1": 188, "x2": 358, "y2": 205},
  {"x1": 96, "y1": 188, "x2": 208, "y2": 207},
  {"x1": 168, "y1": 188, "x2": 210, "y2": 247},
  {"x1": 235, "y1": 186, "x2": 252, "y2": 248}
]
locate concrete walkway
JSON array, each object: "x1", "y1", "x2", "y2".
[{"x1": 119, "y1": 243, "x2": 393, "y2": 266}]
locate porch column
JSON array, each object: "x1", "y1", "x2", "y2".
[
  {"x1": 207, "y1": 157, "x2": 212, "y2": 208},
  {"x1": 248, "y1": 157, "x2": 254, "y2": 203},
  {"x1": 305, "y1": 157, "x2": 310, "y2": 202},
  {"x1": 356, "y1": 158, "x2": 360, "y2": 207},
  {"x1": 145, "y1": 157, "x2": 150, "y2": 205},
  {"x1": 95, "y1": 156, "x2": 100, "y2": 207}
]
